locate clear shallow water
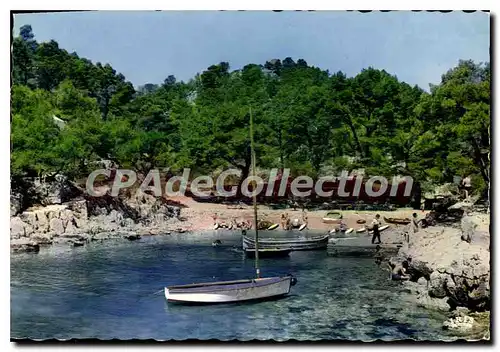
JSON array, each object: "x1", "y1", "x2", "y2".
[{"x1": 11, "y1": 232, "x2": 454, "y2": 341}]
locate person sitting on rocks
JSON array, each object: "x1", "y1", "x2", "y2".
[{"x1": 391, "y1": 260, "x2": 410, "y2": 281}]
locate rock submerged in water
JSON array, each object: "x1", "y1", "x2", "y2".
[
  {"x1": 428, "y1": 271, "x2": 448, "y2": 299},
  {"x1": 11, "y1": 239, "x2": 40, "y2": 253},
  {"x1": 442, "y1": 315, "x2": 475, "y2": 333},
  {"x1": 71, "y1": 240, "x2": 85, "y2": 247},
  {"x1": 387, "y1": 216, "x2": 490, "y2": 313},
  {"x1": 416, "y1": 291, "x2": 451, "y2": 312},
  {"x1": 31, "y1": 233, "x2": 54, "y2": 245},
  {"x1": 125, "y1": 234, "x2": 141, "y2": 241}
]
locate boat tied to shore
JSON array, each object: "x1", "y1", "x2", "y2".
[{"x1": 242, "y1": 233, "x2": 329, "y2": 251}]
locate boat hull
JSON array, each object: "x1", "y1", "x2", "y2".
[
  {"x1": 165, "y1": 276, "x2": 293, "y2": 303},
  {"x1": 369, "y1": 225, "x2": 390, "y2": 234},
  {"x1": 322, "y1": 218, "x2": 342, "y2": 224},
  {"x1": 244, "y1": 248, "x2": 291, "y2": 258},
  {"x1": 383, "y1": 216, "x2": 411, "y2": 225},
  {"x1": 242, "y1": 235, "x2": 328, "y2": 251},
  {"x1": 267, "y1": 223, "x2": 279, "y2": 230}
]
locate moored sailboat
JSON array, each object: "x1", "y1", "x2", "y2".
[
  {"x1": 164, "y1": 108, "x2": 297, "y2": 304},
  {"x1": 242, "y1": 233, "x2": 329, "y2": 251}
]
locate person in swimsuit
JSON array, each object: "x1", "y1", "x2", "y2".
[{"x1": 391, "y1": 260, "x2": 410, "y2": 281}]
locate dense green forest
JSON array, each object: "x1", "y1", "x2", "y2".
[{"x1": 11, "y1": 25, "x2": 490, "y2": 196}]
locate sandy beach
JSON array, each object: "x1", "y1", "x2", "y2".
[{"x1": 169, "y1": 195, "x2": 426, "y2": 233}]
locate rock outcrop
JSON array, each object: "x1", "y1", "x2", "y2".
[
  {"x1": 10, "y1": 189, "x2": 181, "y2": 253},
  {"x1": 443, "y1": 315, "x2": 475, "y2": 333},
  {"x1": 10, "y1": 192, "x2": 23, "y2": 217},
  {"x1": 11, "y1": 174, "x2": 83, "y2": 215},
  {"x1": 31, "y1": 174, "x2": 83, "y2": 206},
  {"x1": 391, "y1": 213, "x2": 490, "y2": 312}
]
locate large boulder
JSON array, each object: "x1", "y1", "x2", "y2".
[
  {"x1": 11, "y1": 238, "x2": 40, "y2": 253},
  {"x1": 10, "y1": 217, "x2": 27, "y2": 239},
  {"x1": 416, "y1": 291, "x2": 451, "y2": 312},
  {"x1": 461, "y1": 214, "x2": 490, "y2": 245},
  {"x1": 10, "y1": 192, "x2": 23, "y2": 216},
  {"x1": 34, "y1": 210, "x2": 50, "y2": 232},
  {"x1": 68, "y1": 199, "x2": 88, "y2": 220},
  {"x1": 107, "y1": 209, "x2": 123, "y2": 223},
  {"x1": 32, "y1": 175, "x2": 82, "y2": 206},
  {"x1": 31, "y1": 232, "x2": 54, "y2": 245},
  {"x1": 428, "y1": 271, "x2": 448, "y2": 298},
  {"x1": 19, "y1": 212, "x2": 37, "y2": 227},
  {"x1": 442, "y1": 315, "x2": 475, "y2": 333},
  {"x1": 49, "y1": 218, "x2": 65, "y2": 235},
  {"x1": 407, "y1": 259, "x2": 433, "y2": 281},
  {"x1": 120, "y1": 218, "x2": 136, "y2": 228},
  {"x1": 85, "y1": 193, "x2": 140, "y2": 220},
  {"x1": 461, "y1": 216, "x2": 477, "y2": 243}
]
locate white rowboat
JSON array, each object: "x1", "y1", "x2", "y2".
[{"x1": 165, "y1": 276, "x2": 296, "y2": 303}]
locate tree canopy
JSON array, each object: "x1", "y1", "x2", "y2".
[{"x1": 11, "y1": 26, "x2": 490, "y2": 197}]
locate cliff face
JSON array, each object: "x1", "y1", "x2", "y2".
[
  {"x1": 393, "y1": 214, "x2": 490, "y2": 313},
  {"x1": 10, "y1": 190, "x2": 181, "y2": 252},
  {"x1": 10, "y1": 175, "x2": 82, "y2": 217}
]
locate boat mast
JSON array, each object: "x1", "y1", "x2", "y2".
[{"x1": 249, "y1": 107, "x2": 260, "y2": 278}]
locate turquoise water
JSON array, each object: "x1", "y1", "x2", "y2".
[{"x1": 11, "y1": 232, "x2": 454, "y2": 341}]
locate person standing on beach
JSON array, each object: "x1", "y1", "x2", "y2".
[
  {"x1": 301, "y1": 209, "x2": 308, "y2": 228},
  {"x1": 412, "y1": 213, "x2": 420, "y2": 233},
  {"x1": 371, "y1": 214, "x2": 382, "y2": 244},
  {"x1": 406, "y1": 212, "x2": 420, "y2": 244}
]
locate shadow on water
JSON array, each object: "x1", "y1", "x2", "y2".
[{"x1": 165, "y1": 293, "x2": 292, "y2": 307}]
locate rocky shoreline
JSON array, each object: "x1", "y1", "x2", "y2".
[
  {"x1": 10, "y1": 176, "x2": 490, "y2": 339},
  {"x1": 385, "y1": 213, "x2": 490, "y2": 338},
  {"x1": 10, "y1": 190, "x2": 185, "y2": 253}
]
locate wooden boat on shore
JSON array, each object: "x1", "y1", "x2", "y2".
[
  {"x1": 244, "y1": 248, "x2": 291, "y2": 258},
  {"x1": 383, "y1": 216, "x2": 411, "y2": 225},
  {"x1": 322, "y1": 211, "x2": 342, "y2": 224},
  {"x1": 164, "y1": 107, "x2": 297, "y2": 304},
  {"x1": 242, "y1": 234, "x2": 329, "y2": 251},
  {"x1": 267, "y1": 223, "x2": 279, "y2": 230},
  {"x1": 322, "y1": 217, "x2": 342, "y2": 224}
]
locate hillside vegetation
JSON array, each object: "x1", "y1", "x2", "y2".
[{"x1": 11, "y1": 25, "x2": 490, "y2": 197}]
